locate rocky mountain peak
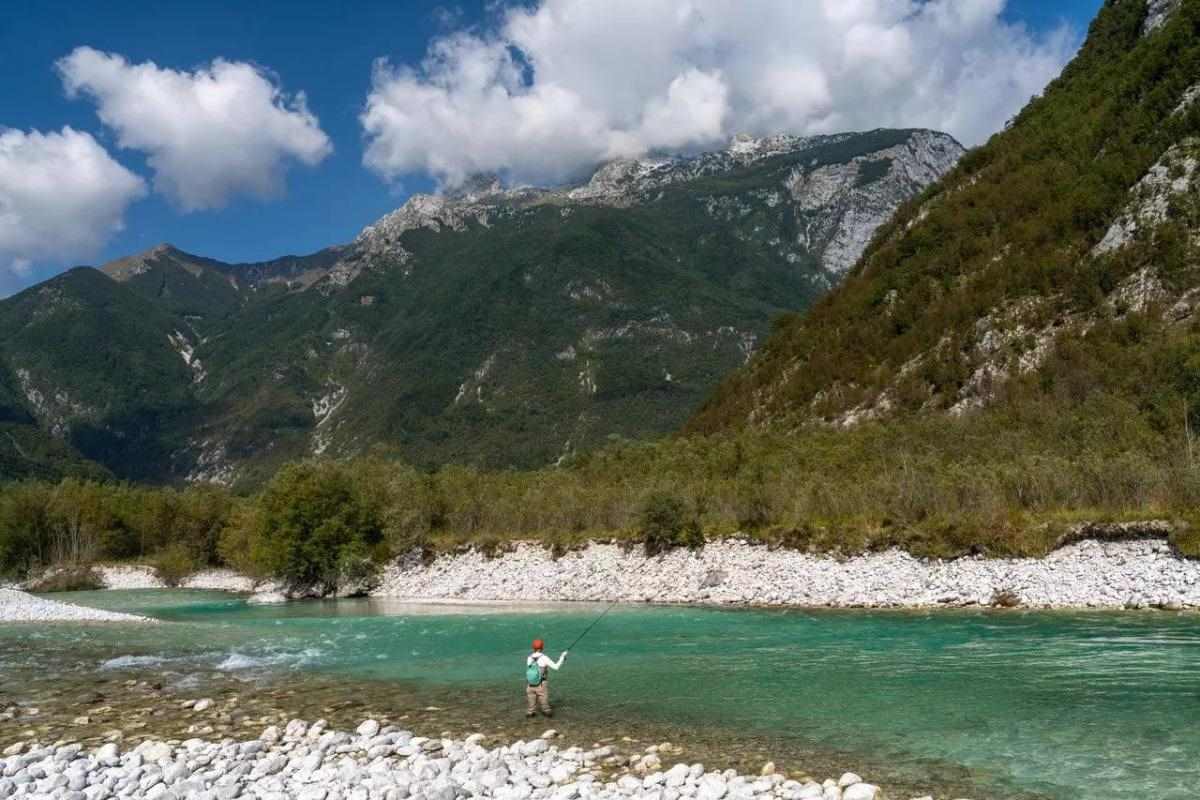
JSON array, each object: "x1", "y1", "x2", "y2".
[
  {"x1": 100, "y1": 243, "x2": 184, "y2": 281},
  {"x1": 353, "y1": 129, "x2": 963, "y2": 276},
  {"x1": 445, "y1": 173, "x2": 505, "y2": 201}
]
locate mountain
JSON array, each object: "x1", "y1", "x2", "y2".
[
  {"x1": 0, "y1": 128, "x2": 961, "y2": 484},
  {"x1": 0, "y1": 268, "x2": 191, "y2": 481},
  {"x1": 688, "y1": 0, "x2": 1200, "y2": 440}
]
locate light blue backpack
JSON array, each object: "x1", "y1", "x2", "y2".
[{"x1": 525, "y1": 656, "x2": 544, "y2": 686}]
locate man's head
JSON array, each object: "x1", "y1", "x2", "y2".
[{"x1": 532, "y1": 638, "x2": 545, "y2": 651}]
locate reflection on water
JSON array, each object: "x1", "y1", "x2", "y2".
[{"x1": 2, "y1": 590, "x2": 1199, "y2": 800}]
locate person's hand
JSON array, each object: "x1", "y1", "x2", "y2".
[{"x1": 562, "y1": 650, "x2": 569, "y2": 658}]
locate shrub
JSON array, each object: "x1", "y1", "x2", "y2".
[
  {"x1": 544, "y1": 531, "x2": 577, "y2": 561},
  {"x1": 735, "y1": 483, "x2": 774, "y2": 531},
  {"x1": 1169, "y1": 520, "x2": 1200, "y2": 558},
  {"x1": 639, "y1": 491, "x2": 705, "y2": 556},
  {"x1": 151, "y1": 544, "x2": 202, "y2": 587},
  {"x1": 27, "y1": 565, "x2": 103, "y2": 593},
  {"x1": 474, "y1": 534, "x2": 508, "y2": 560},
  {"x1": 772, "y1": 524, "x2": 816, "y2": 552}
]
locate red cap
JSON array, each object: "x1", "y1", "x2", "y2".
[{"x1": 532, "y1": 638, "x2": 545, "y2": 650}]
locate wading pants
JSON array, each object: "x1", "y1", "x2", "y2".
[{"x1": 526, "y1": 682, "x2": 551, "y2": 716}]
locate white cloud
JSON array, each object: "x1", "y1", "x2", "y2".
[
  {"x1": 362, "y1": 0, "x2": 1078, "y2": 188},
  {"x1": 0, "y1": 126, "x2": 146, "y2": 293},
  {"x1": 57, "y1": 47, "x2": 332, "y2": 211}
]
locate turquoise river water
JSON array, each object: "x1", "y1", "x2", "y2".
[{"x1": 1, "y1": 591, "x2": 1198, "y2": 800}]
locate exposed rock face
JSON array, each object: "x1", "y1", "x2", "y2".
[
  {"x1": 1142, "y1": 0, "x2": 1183, "y2": 36},
  {"x1": 1094, "y1": 139, "x2": 1200, "y2": 255}
]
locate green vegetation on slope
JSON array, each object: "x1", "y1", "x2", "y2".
[
  {"x1": 4, "y1": 389, "x2": 1199, "y2": 591},
  {"x1": 688, "y1": 0, "x2": 1200, "y2": 436},
  {"x1": 0, "y1": 269, "x2": 198, "y2": 481}
]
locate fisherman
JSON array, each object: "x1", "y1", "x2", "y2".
[{"x1": 525, "y1": 638, "x2": 568, "y2": 717}]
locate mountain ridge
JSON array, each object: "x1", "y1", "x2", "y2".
[{"x1": 1, "y1": 127, "x2": 962, "y2": 485}]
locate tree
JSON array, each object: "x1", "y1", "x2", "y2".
[{"x1": 245, "y1": 462, "x2": 384, "y2": 594}]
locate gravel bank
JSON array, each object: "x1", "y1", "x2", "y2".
[
  {"x1": 96, "y1": 566, "x2": 259, "y2": 593},
  {"x1": 0, "y1": 720, "x2": 901, "y2": 800},
  {"x1": 375, "y1": 538, "x2": 1200, "y2": 609},
  {"x1": 0, "y1": 589, "x2": 151, "y2": 623}
]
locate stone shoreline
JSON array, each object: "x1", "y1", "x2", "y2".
[
  {"x1": 10, "y1": 534, "x2": 1200, "y2": 611},
  {"x1": 0, "y1": 589, "x2": 152, "y2": 623},
  {"x1": 374, "y1": 537, "x2": 1200, "y2": 609},
  {"x1": 0, "y1": 719, "x2": 900, "y2": 800}
]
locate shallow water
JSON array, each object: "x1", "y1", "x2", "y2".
[{"x1": 2, "y1": 592, "x2": 1199, "y2": 800}]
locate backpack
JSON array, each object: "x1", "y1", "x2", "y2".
[{"x1": 525, "y1": 656, "x2": 544, "y2": 686}]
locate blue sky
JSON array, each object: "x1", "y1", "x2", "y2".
[{"x1": 0, "y1": 0, "x2": 1104, "y2": 293}]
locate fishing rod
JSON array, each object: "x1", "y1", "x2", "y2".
[{"x1": 564, "y1": 555, "x2": 655, "y2": 651}]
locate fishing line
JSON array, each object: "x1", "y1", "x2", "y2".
[{"x1": 564, "y1": 554, "x2": 655, "y2": 651}]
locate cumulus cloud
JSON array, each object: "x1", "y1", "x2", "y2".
[
  {"x1": 362, "y1": 0, "x2": 1078, "y2": 188},
  {"x1": 57, "y1": 47, "x2": 332, "y2": 211},
  {"x1": 0, "y1": 126, "x2": 146, "y2": 293}
]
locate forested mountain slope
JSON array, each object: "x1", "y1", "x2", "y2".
[{"x1": 689, "y1": 0, "x2": 1200, "y2": 440}]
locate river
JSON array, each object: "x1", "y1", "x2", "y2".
[{"x1": 1, "y1": 591, "x2": 1197, "y2": 800}]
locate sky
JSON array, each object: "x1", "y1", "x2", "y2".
[{"x1": 0, "y1": 0, "x2": 1105, "y2": 296}]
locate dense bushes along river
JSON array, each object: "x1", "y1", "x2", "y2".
[{"x1": 4, "y1": 395, "x2": 1200, "y2": 593}]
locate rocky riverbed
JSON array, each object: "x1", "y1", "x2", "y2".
[
  {"x1": 0, "y1": 719, "x2": 913, "y2": 800},
  {"x1": 374, "y1": 537, "x2": 1200, "y2": 609}
]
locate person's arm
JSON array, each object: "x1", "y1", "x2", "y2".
[{"x1": 549, "y1": 651, "x2": 568, "y2": 670}]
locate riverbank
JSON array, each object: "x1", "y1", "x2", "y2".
[
  {"x1": 94, "y1": 566, "x2": 259, "y2": 593},
  {"x1": 374, "y1": 537, "x2": 1200, "y2": 609},
  {"x1": 0, "y1": 589, "x2": 151, "y2": 623},
  {"x1": 12, "y1": 533, "x2": 1200, "y2": 610},
  {"x1": 0, "y1": 719, "x2": 899, "y2": 800}
]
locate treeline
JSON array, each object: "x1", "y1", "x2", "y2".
[{"x1": 3, "y1": 393, "x2": 1199, "y2": 591}]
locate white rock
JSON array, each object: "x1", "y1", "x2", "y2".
[
  {"x1": 837, "y1": 774, "x2": 862, "y2": 789},
  {"x1": 841, "y1": 785, "x2": 879, "y2": 800},
  {"x1": 248, "y1": 591, "x2": 288, "y2": 605},
  {"x1": 139, "y1": 742, "x2": 172, "y2": 763},
  {"x1": 523, "y1": 739, "x2": 549, "y2": 756},
  {"x1": 356, "y1": 720, "x2": 380, "y2": 738},
  {"x1": 697, "y1": 776, "x2": 727, "y2": 800}
]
